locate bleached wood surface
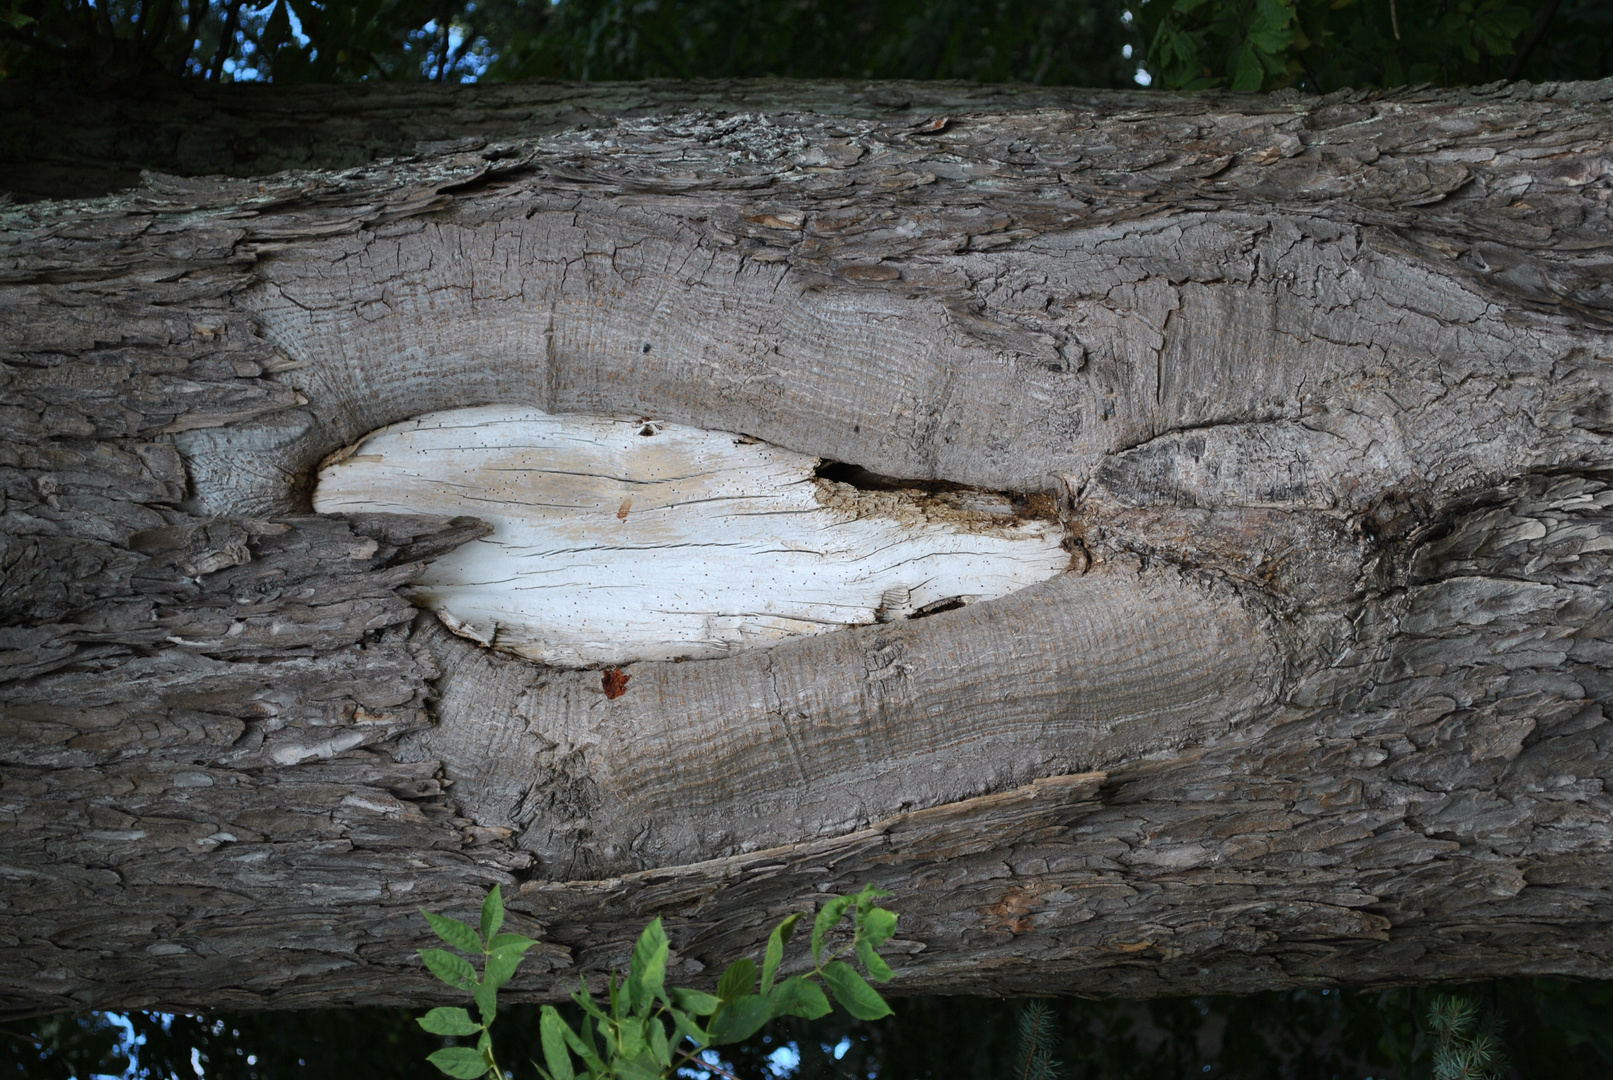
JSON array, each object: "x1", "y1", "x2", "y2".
[{"x1": 313, "y1": 406, "x2": 1068, "y2": 666}]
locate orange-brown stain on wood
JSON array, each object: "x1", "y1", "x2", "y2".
[
  {"x1": 839, "y1": 263, "x2": 901, "y2": 282},
  {"x1": 746, "y1": 212, "x2": 804, "y2": 230},
  {"x1": 984, "y1": 885, "x2": 1046, "y2": 935},
  {"x1": 602, "y1": 667, "x2": 630, "y2": 699},
  {"x1": 617, "y1": 498, "x2": 632, "y2": 521}
]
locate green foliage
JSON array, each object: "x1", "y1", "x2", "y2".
[
  {"x1": 1426, "y1": 994, "x2": 1508, "y2": 1080},
  {"x1": 8, "y1": 980, "x2": 1613, "y2": 1078},
  {"x1": 3, "y1": 0, "x2": 1608, "y2": 89},
  {"x1": 1134, "y1": 0, "x2": 1549, "y2": 92},
  {"x1": 0, "y1": 1013, "x2": 125, "y2": 1080},
  {"x1": 0, "y1": 0, "x2": 483, "y2": 80},
  {"x1": 1011, "y1": 1000, "x2": 1064, "y2": 1080},
  {"x1": 418, "y1": 883, "x2": 900, "y2": 1080},
  {"x1": 415, "y1": 885, "x2": 542, "y2": 1080},
  {"x1": 0, "y1": 0, "x2": 1140, "y2": 85},
  {"x1": 478, "y1": 0, "x2": 1138, "y2": 85}
]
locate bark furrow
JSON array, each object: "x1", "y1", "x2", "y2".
[{"x1": 2, "y1": 79, "x2": 1613, "y2": 1013}]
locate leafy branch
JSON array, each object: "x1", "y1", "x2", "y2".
[
  {"x1": 1426, "y1": 994, "x2": 1507, "y2": 1080},
  {"x1": 416, "y1": 885, "x2": 542, "y2": 1079},
  {"x1": 417, "y1": 883, "x2": 901, "y2": 1080}
]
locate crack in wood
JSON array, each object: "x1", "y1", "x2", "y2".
[{"x1": 313, "y1": 406, "x2": 1070, "y2": 667}]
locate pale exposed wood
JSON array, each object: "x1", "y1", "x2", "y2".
[
  {"x1": 4, "y1": 79, "x2": 1613, "y2": 1015},
  {"x1": 313, "y1": 406, "x2": 1068, "y2": 665}
]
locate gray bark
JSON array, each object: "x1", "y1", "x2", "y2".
[{"x1": 5, "y1": 77, "x2": 1613, "y2": 1017}]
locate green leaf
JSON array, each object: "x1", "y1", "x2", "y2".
[
  {"x1": 668, "y1": 1006, "x2": 710, "y2": 1050},
  {"x1": 670, "y1": 987, "x2": 721, "y2": 1016},
  {"x1": 617, "y1": 1015, "x2": 646, "y2": 1060},
  {"x1": 760, "y1": 912, "x2": 803, "y2": 995},
  {"x1": 539, "y1": 1006, "x2": 577, "y2": 1080},
  {"x1": 811, "y1": 896, "x2": 853, "y2": 964},
  {"x1": 1255, "y1": 0, "x2": 1294, "y2": 28},
  {"x1": 427, "y1": 1047, "x2": 491, "y2": 1080},
  {"x1": 614, "y1": 1051, "x2": 664, "y2": 1080},
  {"x1": 855, "y1": 938, "x2": 895, "y2": 983},
  {"x1": 649, "y1": 1014, "x2": 671, "y2": 1067},
  {"x1": 418, "y1": 1007, "x2": 481, "y2": 1036},
  {"x1": 421, "y1": 910, "x2": 483, "y2": 954},
  {"x1": 853, "y1": 884, "x2": 891, "y2": 912},
  {"x1": 420, "y1": 948, "x2": 478, "y2": 990},
  {"x1": 572, "y1": 978, "x2": 609, "y2": 1022},
  {"x1": 821, "y1": 960, "x2": 893, "y2": 1020},
  {"x1": 481, "y1": 885, "x2": 505, "y2": 941},
  {"x1": 485, "y1": 944, "x2": 527, "y2": 991},
  {"x1": 473, "y1": 977, "x2": 499, "y2": 1026},
  {"x1": 768, "y1": 975, "x2": 832, "y2": 1020},
  {"x1": 553, "y1": 1006, "x2": 607, "y2": 1073},
  {"x1": 716, "y1": 957, "x2": 756, "y2": 1004},
  {"x1": 1231, "y1": 44, "x2": 1265, "y2": 90},
  {"x1": 626, "y1": 917, "x2": 670, "y2": 1015},
  {"x1": 490, "y1": 933, "x2": 538, "y2": 953},
  {"x1": 707, "y1": 994, "x2": 772, "y2": 1044},
  {"x1": 858, "y1": 906, "x2": 898, "y2": 949}
]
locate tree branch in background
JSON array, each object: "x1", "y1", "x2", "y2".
[
  {"x1": 434, "y1": 3, "x2": 450, "y2": 80},
  {"x1": 183, "y1": 0, "x2": 209, "y2": 63},
  {"x1": 1505, "y1": 0, "x2": 1561, "y2": 79},
  {"x1": 207, "y1": 0, "x2": 244, "y2": 79},
  {"x1": 142, "y1": 0, "x2": 175, "y2": 58}
]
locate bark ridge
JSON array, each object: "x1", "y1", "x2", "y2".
[{"x1": 2, "y1": 78, "x2": 1613, "y2": 1012}]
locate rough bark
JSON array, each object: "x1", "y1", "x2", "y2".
[
  {"x1": 5, "y1": 77, "x2": 1613, "y2": 1016},
  {"x1": 0, "y1": 77, "x2": 1165, "y2": 202}
]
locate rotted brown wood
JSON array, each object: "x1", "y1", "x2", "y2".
[{"x1": 2, "y1": 78, "x2": 1613, "y2": 1015}]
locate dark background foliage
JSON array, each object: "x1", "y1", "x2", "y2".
[
  {"x1": 3, "y1": 981, "x2": 1613, "y2": 1079},
  {"x1": 0, "y1": 0, "x2": 1610, "y2": 90}
]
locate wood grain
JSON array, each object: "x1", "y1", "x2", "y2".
[
  {"x1": 3, "y1": 79, "x2": 1613, "y2": 1013},
  {"x1": 313, "y1": 405, "x2": 1068, "y2": 665}
]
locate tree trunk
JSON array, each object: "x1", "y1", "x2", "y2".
[{"x1": 5, "y1": 77, "x2": 1613, "y2": 1017}]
